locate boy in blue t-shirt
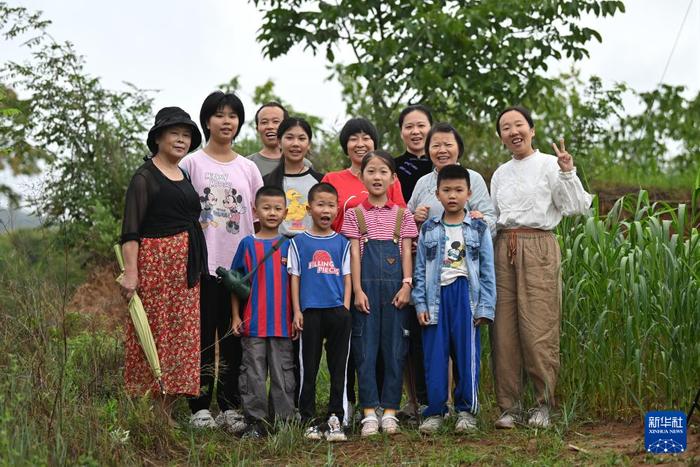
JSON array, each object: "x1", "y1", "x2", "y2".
[
  {"x1": 231, "y1": 186, "x2": 294, "y2": 438},
  {"x1": 288, "y1": 182, "x2": 351, "y2": 442},
  {"x1": 412, "y1": 165, "x2": 496, "y2": 434}
]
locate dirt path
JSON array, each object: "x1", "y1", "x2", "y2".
[{"x1": 267, "y1": 421, "x2": 699, "y2": 465}]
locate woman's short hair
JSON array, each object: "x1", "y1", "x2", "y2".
[
  {"x1": 338, "y1": 118, "x2": 379, "y2": 155},
  {"x1": 200, "y1": 91, "x2": 245, "y2": 141},
  {"x1": 496, "y1": 105, "x2": 534, "y2": 137},
  {"x1": 425, "y1": 123, "x2": 465, "y2": 159}
]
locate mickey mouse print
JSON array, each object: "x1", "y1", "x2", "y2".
[{"x1": 441, "y1": 223, "x2": 469, "y2": 286}]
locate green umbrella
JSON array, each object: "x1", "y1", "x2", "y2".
[{"x1": 114, "y1": 244, "x2": 165, "y2": 394}]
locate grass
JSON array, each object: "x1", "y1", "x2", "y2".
[
  {"x1": 0, "y1": 185, "x2": 698, "y2": 464},
  {"x1": 589, "y1": 166, "x2": 698, "y2": 195}
]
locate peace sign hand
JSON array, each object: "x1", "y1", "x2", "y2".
[{"x1": 552, "y1": 138, "x2": 574, "y2": 173}]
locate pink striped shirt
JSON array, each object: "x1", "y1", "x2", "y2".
[{"x1": 341, "y1": 199, "x2": 418, "y2": 257}]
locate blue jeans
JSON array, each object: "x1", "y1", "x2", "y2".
[{"x1": 352, "y1": 239, "x2": 409, "y2": 410}]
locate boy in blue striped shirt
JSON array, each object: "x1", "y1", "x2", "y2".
[{"x1": 231, "y1": 186, "x2": 294, "y2": 438}]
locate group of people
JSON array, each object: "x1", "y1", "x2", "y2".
[{"x1": 119, "y1": 91, "x2": 592, "y2": 441}]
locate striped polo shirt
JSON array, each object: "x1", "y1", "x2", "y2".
[{"x1": 340, "y1": 199, "x2": 418, "y2": 257}]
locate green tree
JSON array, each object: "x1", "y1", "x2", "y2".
[
  {"x1": 0, "y1": 85, "x2": 52, "y2": 207},
  {"x1": 252, "y1": 0, "x2": 624, "y2": 152},
  {"x1": 0, "y1": 3, "x2": 153, "y2": 256}
]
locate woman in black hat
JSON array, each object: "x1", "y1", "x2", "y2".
[{"x1": 119, "y1": 106, "x2": 207, "y2": 425}]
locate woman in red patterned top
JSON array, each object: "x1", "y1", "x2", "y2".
[{"x1": 322, "y1": 118, "x2": 405, "y2": 232}]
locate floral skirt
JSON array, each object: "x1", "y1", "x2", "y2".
[{"x1": 124, "y1": 231, "x2": 200, "y2": 396}]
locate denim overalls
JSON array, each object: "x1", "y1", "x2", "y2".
[{"x1": 351, "y1": 207, "x2": 409, "y2": 410}]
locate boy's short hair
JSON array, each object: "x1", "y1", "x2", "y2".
[
  {"x1": 437, "y1": 164, "x2": 471, "y2": 189},
  {"x1": 308, "y1": 182, "x2": 338, "y2": 203},
  {"x1": 255, "y1": 185, "x2": 286, "y2": 204}
]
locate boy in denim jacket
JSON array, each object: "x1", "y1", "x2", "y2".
[{"x1": 412, "y1": 164, "x2": 496, "y2": 434}]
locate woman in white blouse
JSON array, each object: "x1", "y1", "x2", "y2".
[{"x1": 490, "y1": 106, "x2": 592, "y2": 430}]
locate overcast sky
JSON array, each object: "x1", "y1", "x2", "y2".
[{"x1": 1, "y1": 0, "x2": 698, "y2": 202}]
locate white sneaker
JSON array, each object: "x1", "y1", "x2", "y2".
[
  {"x1": 419, "y1": 415, "x2": 443, "y2": 434},
  {"x1": 360, "y1": 414, "x2": 379, "y2": 437},
  {"x1": 189, "y1": 409, "x2": 217, "y2": 428},
  {"x1": 304, "y1": 426, "x2": 323, "y2": 440},
  {"x1": 455, "y1": 411, "x2": 477, "y2": 432},
  {"x1": 215, "y1": 409, "x2": 247, "y2": 434},
  {"x1": 528, "y1": 406, "x2": 550, "y2": 428},
  {"x1": 325, "y1": 414, "x2": 347, "y2": 442},
  {"x1": 495, "y1": 411, "x2": 516, "y2": 429},
  {"x1": 380, "y1": 414, "x2": 400, "y2": 435}
]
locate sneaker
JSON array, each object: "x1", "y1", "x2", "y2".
[
  {"x1": 215, "y1": 409, "x2": 247, "y2": 434},
  {"x1": 360, "y1": 414, "x2": 379, "y2": 437},
  {"x1": 189, "y1": 409, "x2": 217, "y2": 428},
  {"x1": 380, "y1": 414, "x2": 400, "y2": 435},
  {"x1": 495, "y1": 411, "x2": 516, "y2": 429},
  {"x1": 419, "y1": 415, "x2": 443, "y2": 434},
  {"x1": 304, "y1": 425, "x2": 323, "y2": 440},
  {"x1": 398, "y1": 402, "x2": 419, "y2": 421},
  {"x1": 325, "y1": 414, "x2": 347, "y2": 442},
  {"x1": 455, "y1": 411, "x2": 477, "y2": 432},
  {"x1": 528, "y1": 406, "x2": 550, "y2": 428},
  {"x1": 241, "y1": 422, "x2": 265, "y2": 439}
]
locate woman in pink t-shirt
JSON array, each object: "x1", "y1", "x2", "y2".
[
  {"x1": 322, "y1": 118, "x2": 405, "y2": 232},
  {"x1": 179, "y1": 91, "x2": 263, "y2": 432}
]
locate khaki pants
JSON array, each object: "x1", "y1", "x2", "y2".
[{"x1": 491, "y1": 230, "x2": 561, "y2": 412}]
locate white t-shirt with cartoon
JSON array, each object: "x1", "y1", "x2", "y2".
[
  {"x1": 281, "y1": 172, "x2": 318, "y2": 237},
  {"x1": 441, "y1": 222, "x2": 468, "y2": 286},
  {"x1": 180, "y1": 149, "x2": 263, "y2": 275}
]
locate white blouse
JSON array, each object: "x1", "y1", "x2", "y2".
[{"x1": 490, "y1": 150, "x2": 592, "y2": 231}]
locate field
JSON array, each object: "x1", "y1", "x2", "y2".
[{"x1": 1, "y1": 188, "x2": 699, "y2": 465}]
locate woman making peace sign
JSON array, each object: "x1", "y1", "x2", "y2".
[{"x1": 489, "y1": 106, "x2": 592, "y2": 430}]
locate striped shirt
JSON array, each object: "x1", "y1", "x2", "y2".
[
  {"x1": 231, "y1": 235, "x2": 292, "y2": 338},
  {"x1": 341, "y1": 199, "x2": 418, "y2": 257}
]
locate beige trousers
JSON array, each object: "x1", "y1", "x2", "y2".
[{"x1": 491, "y1": 230, "x2": 561, "y2": 412}]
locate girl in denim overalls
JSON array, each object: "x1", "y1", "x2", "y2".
[{"x1": 340, "y1": 150, "x2": 418, "y2": 437}]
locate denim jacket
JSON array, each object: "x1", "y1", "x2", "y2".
[{"x1": 411, "y1": 213, "x2": 496, "y2": 325}]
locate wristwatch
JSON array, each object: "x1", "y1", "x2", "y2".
[{"x1": 402, "y1": 277, "x2": 413, "y2": 288}]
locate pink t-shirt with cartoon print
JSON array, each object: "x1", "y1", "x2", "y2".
[{"x1": 180, "y1": 149, "x2": 263, "y2": 275}]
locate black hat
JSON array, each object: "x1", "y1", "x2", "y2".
[{"x1": 146, "y1": 107, "x2": 202, "y2": 155}]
